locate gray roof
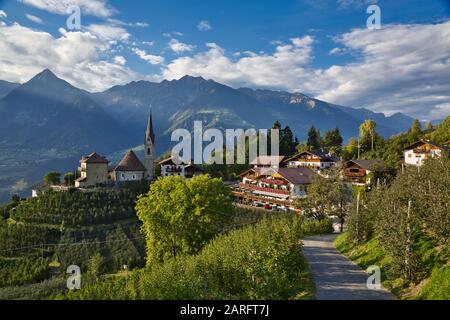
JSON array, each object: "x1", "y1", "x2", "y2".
[
  {"x1": 277, "y1": 167, "x2": 315, "y2": 185},
  {"x1": 346, "y1": 159, "x2": 385, "y2": 171}
]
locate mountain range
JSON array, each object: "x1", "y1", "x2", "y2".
[{"x1": 0, "y1": 69, "x2": 416, "y2": 202}]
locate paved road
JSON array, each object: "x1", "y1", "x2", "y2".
[{"x1": 302, "y1": 233, "x2": 396, "y2": 300}]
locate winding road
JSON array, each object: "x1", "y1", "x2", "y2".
[{"x1": 302, "y1": 233, "x2": 396, "y2": 300}]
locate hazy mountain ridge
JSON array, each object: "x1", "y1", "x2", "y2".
[
  {"x1": 0, "y1": 70, "x2": 416, "y2": 203},
  {"x1": 0, "y1": 80, "x2": 20, "y2": 100},
  {"x1": 94, "y1": 75, "x2": 415, "y2": 149}
]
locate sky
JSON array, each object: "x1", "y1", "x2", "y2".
[{"x1": 0, "y1": 0, "x2": 449, "y2": 120}]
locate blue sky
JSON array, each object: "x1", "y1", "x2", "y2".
[{"x1": 0, "y1": 0, "x2": 450, "y2": 120}]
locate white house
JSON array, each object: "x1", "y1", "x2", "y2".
[
  {"x1": 236, "y1": 167, "x2": 315, "y2": 207},
  {"x1": 284, "y1": 150, "x2": 338, "y2": 170},
  {"x1": 113, "y1": 150, "x2": 147, "y2": 182},
  {"x1": 159, "y1": 157, "x2": 203, "y2": 179},
  {"x1": 404, "y1": 140, "x2": 449, "y2": 167}
]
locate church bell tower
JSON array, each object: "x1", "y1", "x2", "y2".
[{"x1": 144, "y1": 110, "x2": 155, "y2": 180}]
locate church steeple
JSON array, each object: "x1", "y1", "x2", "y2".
[
  {"x1": 145, "y1": 110, "x2": 155, "y2": 144},
  {"x1": 144, "y1": 109, "x2": 155, "y2": 180}
]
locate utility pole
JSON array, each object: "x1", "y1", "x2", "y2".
[
  {"x1": 405, "y1": 200, "x2": 412, "y2": 281},
  {"x1": 356, "y1": 192, "x2": 360, "y2": 242},
  {"x1": 357, "y1": 140, "x2": 361, "y2": 160}
]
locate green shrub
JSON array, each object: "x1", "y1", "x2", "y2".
[
  {"x1": 417, "y1": 266, "x2": 450, "y2": 300},
  {"x1": 66, "y1": 215, "x2": 323, "y2": 300},
  {"x1": 0, "y1": 257, "x2": 49, "y2": 287}
]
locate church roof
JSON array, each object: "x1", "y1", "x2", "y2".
[
  {"x1": 115, "y1": 150, "x2": 147, "y2": 172},
  {"x1": 80, "y1": 152, "x2": 109, "y2": 164},
  {"x1": 159, "y1": 156, "x2": 192, "y2": 165},
  {"x1": 146, "y1": 111, "x2": 155, "y2": 143}
]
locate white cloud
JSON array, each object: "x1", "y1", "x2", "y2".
[
  {"x1": 85, "y1": 24, "x2": 130, "y2": 41},
  {"x1": 163, "y1": 36, "x2": 314, "y2": 89},
  {"x1": 197, "y1": 20, "x2": 212, "y2": 31},
  {"x1": 113, "y1": 55, "x2": 126, "y2": 65},
  {"x1": 168, "y1": 38, "x2": 195, "y2": 53},
  {"x1": 133, "y1": 22, "x2": 149, "y2": 28},
  {"x1": 0, "y1": 22, "x2": 139, "y2": 91},
  {"x1": 314, "y1": 21, "x2": 450, "y2": 119},
  {"x1": 21, "y1": 0, "x2": 117, "y2": 18},
  {"x1": 163, "y1": 31, "x2": 183, "y2": 37},
  {"x1": 162, "y1": 21, "x2": 450, "y2": 120},
  {"x1": 132, "y1": 48, "x2": 164, "y2": 65},
  {"x1": 142, "y1": 41, "x2": 155, "y2": 46},
  {"x1": 0, "y1": 10, "x2": 7, "y2": 18},
  {"x1": 25, "y1": 13, "x2": 44, "y2": 24},
  {"x1": 106, "y1": 18, "x2": 149, "y2": 28},
  {"x1": 329, "y1": 47, "x2": 346, "y2": 55},
  {"x1": 337, "y1": 0, "x2": 378, "y2": 8}
]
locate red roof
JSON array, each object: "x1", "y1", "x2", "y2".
[
  {"x1": 80, "y1": 152, "x2": 109, "y2": 164},
  {"x1": 115, "y1": 150, "x2": 147, "y2": 172}
]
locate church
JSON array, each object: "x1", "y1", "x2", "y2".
[{"x1": 75, "y1": 112, "x2": 156, "y2": 188}]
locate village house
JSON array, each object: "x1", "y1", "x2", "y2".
[
  {"x1": 75, "y1": 152, "x2": 110, "y2": 188},
  {"x1": 342, "y1": 159, "x2": 385, "y2": 186},
  {"x1": 284, "y1": 150, "x2": 338, "y2": 170},
  {"x1": 403, "y1": 140, "x2": 449, "y2": 167},
  {"x1": 234, "y1": 167, "x2": 315, "y2": 209},
  {"x1": 159, "y1": 157, "x2": 203, "y2": 179},
  {"x1": 250, "y1": 155, "x2": 286, "y2": 170},
  {"x1": 113, "y1": 150, "x2": 147, "y2": 182}
]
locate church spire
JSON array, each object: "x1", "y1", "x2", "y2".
[{"x1": 146, "y1": 109, "x2": 155, "y2": 144}]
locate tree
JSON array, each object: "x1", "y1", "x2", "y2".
[
  {"x1": 44, "y1": 172, "x2": 61, "y2": 186},
  {"x1": 359, "y1": 120, "x2": 377, "y2": 152},
  {"x1": 426, "y1": 116, "x2": 450, "y2": 144},
  {"x1": 11, "y1": 194, "x2": 20, "y2": 203},
  {"x1": 409, "y1": 119, "x2": 422, "y2": 141},
  {"x1": 342, "y1": 138, "x2": 359, "y2": 160},
  {"x1": 136, "y1": 175, "x2": 234, "y2": 265},
  {"x1": 323, "y1": 127, "x2": 343, "y2": 148},
  {"x1": 87, "y1": 252, "x2": 105, "y2": 281},
  {"x1": 296, "y1": 143, "x2": 311, "y2": 153},
  {"x1": 296, "y1": 167, "x2": 351, "y2": 229},
  {"x1": 424, "y1": 121, "x2": 433, "y2": 131},
  {"x1": 307, "y1": 126, "x2": 321, "y2": 150},
  {"x1": 64, "y1": 172, "x2": 75, "y2": 186},
  {"x1": 280, "y1": 126, "x2": 297, "y2": 156}
]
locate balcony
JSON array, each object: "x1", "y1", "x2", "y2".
[
  {"x1": 239, "y1": 183, "x2": 290, "y2": 196},
  {"x1": 343, "y1": 170, "x2": 366, "y2": 177},
  {"x1": 260, "y1": 178, "x2": 287, "y2": 186},
  {"x1": 165, "y1": 166, "x2": 183, "y2": 173}
]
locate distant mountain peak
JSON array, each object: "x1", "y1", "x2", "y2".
[
  {"x1": 178, "y1": 74, "x2": 208, "y2": 83},
  {"x1": 32, "y1": 68, "x2": 59, "y2": 81}
]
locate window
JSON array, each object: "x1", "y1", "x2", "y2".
[{"x1": 147, "y1": 148, "x2": 151, "y2": 155}]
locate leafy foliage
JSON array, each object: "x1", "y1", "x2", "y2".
[
  {"x1": 136, "y1": 175, "x2": 233, "y2": 264},
  {"x1": 11, "y1": 186, "x2": 147, "y2": 227},
  {"x1": 65, "y1": 216, "x2": 332, "y2": 300},
  {"x1": 342, "y1": 158, "x2": 450, "y2": 298}
]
